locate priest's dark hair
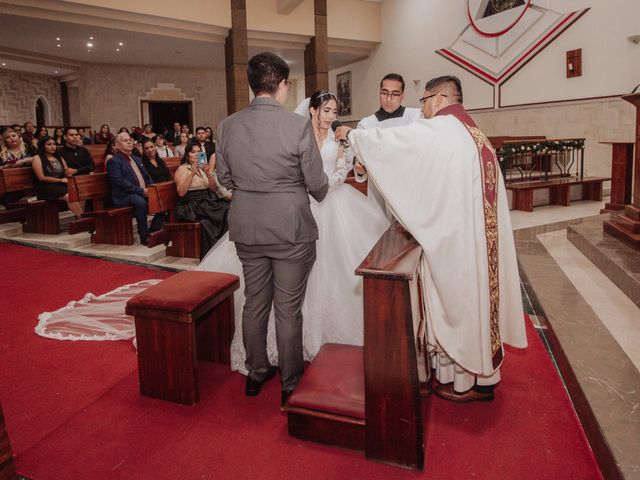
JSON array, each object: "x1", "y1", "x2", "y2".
[
  {"x1": 424, "y1": 76, "x2": 463, "y2": 104},
  {"x1": 380, "y1": 73, "x2": 405, "y2": 92},
  {"x1": 247, "y1": 52, "x2": 290, "y2": 96}
]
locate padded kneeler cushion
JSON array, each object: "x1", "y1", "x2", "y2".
[
  {"x1": 287, "y1": 344, "x2": 365, "y2": 419},
  {"x1": 127, "y1": 271, "x2": 239, "y2": 315}
]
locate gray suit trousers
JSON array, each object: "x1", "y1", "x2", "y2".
[{"x1": 234, "y1": 241, "x2": 316, "y2": 392}]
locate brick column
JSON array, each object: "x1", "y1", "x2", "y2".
[
  {"x1": 304, "y1": 0, "x2": 329, "y2": 96},
  {"x1": 225, "y1": 0, "x2": 249, "y2": 115}
]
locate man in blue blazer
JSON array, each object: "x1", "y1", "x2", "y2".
[{"x1": 107, "y1": 132, "x2": 164, "y2": 245}]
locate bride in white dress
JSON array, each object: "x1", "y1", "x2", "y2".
[{"x1": 196, "y1": 90, "x2": 390, "y2": 373}]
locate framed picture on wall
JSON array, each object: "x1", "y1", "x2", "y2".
[{"x1": 336, "y1": 71, "x2": 352, "y2": 116}]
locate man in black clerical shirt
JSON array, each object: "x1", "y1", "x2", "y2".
[
  {"x1": 59, "y1": 128, "x2": 95, "y2": 176},
  {"x1": 356, "y1": 73, "x2": 422, "y2": 130}
]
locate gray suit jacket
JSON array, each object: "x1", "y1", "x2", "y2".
[{"x1": 217, "y1": 96, "x2": 329, "y2": 245}]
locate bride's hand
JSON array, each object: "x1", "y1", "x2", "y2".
[{"x1": 354, "y1": 161, "x2": 366, "y2": 175}]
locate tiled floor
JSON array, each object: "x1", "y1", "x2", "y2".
[{"x1": 538, "y1": 229, "x2": 640, "y2": 371}]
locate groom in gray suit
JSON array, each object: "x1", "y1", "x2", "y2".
[{"x1": 216, "y1": 52, "x2": 328, "y2": 405}]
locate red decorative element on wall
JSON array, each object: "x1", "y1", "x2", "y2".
[{"x1": 466, "y1": 0, "x2": 532, "y2": 38}]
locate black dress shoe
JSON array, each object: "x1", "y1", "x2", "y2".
[
  {"x1": 281, "y1": 389, "x2": 293, "y2": 406},
  {"x1": 280, "y1": 389, "x2": 293, "y2": 410},
  {"x1": 245, "y1": 366, "x2": 278, "y2": 397}
]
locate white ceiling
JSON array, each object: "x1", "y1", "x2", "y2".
[{"x1": 0, "y1": 13, "x2": 370, "y2": 79}]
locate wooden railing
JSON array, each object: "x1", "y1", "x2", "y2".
[{"x1": 497, "y1": 138, "x2": 586, "y2": 184}]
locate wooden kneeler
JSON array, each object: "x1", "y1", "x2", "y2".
[
  {"x1": 126, "y1": 271, "x2": 240, "y2": 405},
  {"x1": 284, "y1": 224, "x2": 426, "y2": 470}
]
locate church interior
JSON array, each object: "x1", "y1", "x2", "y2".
[{"x1": 1, "y1": 0, "x2": 639, "y2": 478}]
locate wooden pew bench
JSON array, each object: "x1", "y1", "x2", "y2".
[
  {"x1": 126, "y1": 271, "x2": 240, "y2": 405},
  {"x1": 507, "y1": 176, "x2": 610, "y2": 212},
  {"x1": 147, "y1": 180, "x2": 201, "y2": 258},
  {"x1": 0, "y1": 167, "x2": 65, "y2": 234},
  {"x1": 67, "y1": 173, "x2": 134, "y2": 244}
]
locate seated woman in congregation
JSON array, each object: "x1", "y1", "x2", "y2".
[
  {"x1": 31, "y1": 136, "x2": 83, "y2": 219},
  {"x1": 53, "y1": 127, "x2": 65, "y2": 146},
  {"x1": 141, "y1": 124, "x2": 155, "y2": 140},
  {"x1": 141, "y1": 138, "x2": 172, "y2": 183},
  {"x1": 173, "y1": 143, "x2": 229, "y2": 259},
  {"x1": 34, "y1": 126, "x2": 49, "y2": 148},
  {"x1": 153, "y1": 134, "x2": 174, "y2": 158},
  {"x1": 104, "y1": 139, "x2": 117, "y2": 165},
  {"x1": 94, "y1": 124, "x2": 114, "y2": 144},
  {"x1": 0, "y1": 127, "x2": 35, "y2": 168},
  {"x1": 172, "y1": 132, "x2": 190, "y2": 158}
]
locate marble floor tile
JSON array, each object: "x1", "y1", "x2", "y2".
[
  {"x1": 510, "y1": 198, "x2": 608, "y2": 231},
  {"x1": 538, "y1": 230, "x2": 640, "y2": 372}
]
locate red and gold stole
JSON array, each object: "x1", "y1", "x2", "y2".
[{"x1": 436, "y1": 104, "x2": 503, "y2": 368}]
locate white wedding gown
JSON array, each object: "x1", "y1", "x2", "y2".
[{"x1": 196, "y1": 130, "x2": 390, "y2": 374}]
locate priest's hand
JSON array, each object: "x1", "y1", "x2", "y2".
[{"x1": 334, "y1": 126, "x2": 352, "y2": 142}]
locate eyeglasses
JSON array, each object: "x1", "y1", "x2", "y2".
[
  {"x1": 380, "y1": 90, "x2": 402, "y2": 98},
  {"x1": 419, "y1": 93, "x2": 448, "y2": 105}
]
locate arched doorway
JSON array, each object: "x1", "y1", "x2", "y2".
[{"x1": 34, "y1": 96, "x2": 50, "y2": 127}]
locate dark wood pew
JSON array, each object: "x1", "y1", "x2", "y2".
[
  {"x1": 67, "y1": 173, "x2": 133, "y2": 244},
  {"x1": 285, "y1": 223, "x2": 427, "y2": 470},
  {"x1": 507, "y1": 175, "x2": 610, "y2": 212},
  {"x1": 147, "y1": 181, "x2": 200, "y2": 258},
  {"x1": 163, "y1": 156, "x2": 181, "y2": 175},
  {"x1": 85, "y1": 144, "x2": 107, "y2": 173},
  {"x1": 0, "y1": 167, "x2": 65, "y2": 234}
]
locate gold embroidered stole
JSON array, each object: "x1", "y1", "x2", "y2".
[{"x1": 436, "y1": 104, "x2": 503, "y2": 368}]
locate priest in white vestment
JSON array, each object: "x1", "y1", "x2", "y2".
[{"x1": 336, "y1": 75, "x2": 527, "y2": 402}]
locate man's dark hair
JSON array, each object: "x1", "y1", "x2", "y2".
[
  {"x1": 424, "y1": 75, "x2": 463, "y2": 104},
  {"x1": 195, "y1": 126, "x2": 206, "y2": 134},
  {"x1": 247, "y1": 52, "x2": 289, "y2": 96},
  {"x1": 63, "y1": 127, "x2": 78, "y2": 136},
  {"x1": 380, "y1": 73, "x2": 406, "y2": 92}
]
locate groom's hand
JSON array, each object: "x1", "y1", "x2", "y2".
[{"x1": 334, "y1": 126, "x2": 352, "y2": 142}]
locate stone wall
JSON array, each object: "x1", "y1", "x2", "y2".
[
  {"x1": 0, "y1": 70, "x2": 63, "y2": 126},
  {"x1": 74, "y1": 64, "x2": 228, "y2": 131}
]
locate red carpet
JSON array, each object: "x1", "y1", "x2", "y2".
[{"x1": 0, "y1": 244, "x2": 602, "y2": 479}]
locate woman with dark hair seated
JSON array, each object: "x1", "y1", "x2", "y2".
[
  {"x1": 31, "y1": 136, "x2": 83, "y2": 219},
  {"x1": 173, "y1": 143, "x2": 229, "y2": 258},
  {"x1": 141, "y1": 138, "x2": 172, "y2": 183},
  {"x1": 34, "y1": 126, "x2": 49, "y2": 148},
  {"x1": 104, "y1": 138, "x2": 118, "y2": 165},
  {"x1": 52, "y1": 127, "x2": 65, "y2": 146},
  {"x1": 94, "y1": 124, "x2": 114, "y2": 144}
]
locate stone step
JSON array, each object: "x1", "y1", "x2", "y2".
[{"x1": 0, "y1": 222, "x2": 23, "y2": 237}]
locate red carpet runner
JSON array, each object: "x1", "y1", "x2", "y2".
[{"x1": 0, "y1": 244, "x2": 602, "y2": 479}]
